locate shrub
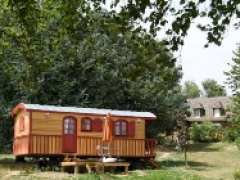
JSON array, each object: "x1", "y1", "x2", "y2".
[
  {"x1": 235, "y1": 138, "x2": 240, "y2": 151},
  {"x1": 234, "y1": 169, "x2": 240, "y2": 180},
  {"x1": 190, "y1": 122, "x2": 223, "y2": 142},
  {"x1": 224, "y1": 124, "x2": 240, "y2": 142}
]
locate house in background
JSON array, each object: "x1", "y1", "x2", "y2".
[{"x1": 187, "y1": 96, "x2": 232, "y2": 124}]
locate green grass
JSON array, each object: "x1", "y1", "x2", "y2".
[
  {"x1": 1, "y1": 142, "x2": 239, "y2": 179},
  {"x1": 157, "y1": 142, "x2": 240, "y2": 180}
]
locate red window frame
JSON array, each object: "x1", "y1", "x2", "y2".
[
  {"x1": 114, "y1": 120, "x2": 127, "y2": 136},
  {"x1": 81, "y1": 118, "x2": 92, "y2": 131}
]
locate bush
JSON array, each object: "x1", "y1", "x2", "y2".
[
  {"x1": 190, "y1": 122, "x2": 223, "y2": 142},
  {"x1": 224, "y1": 124, "x2": 240, "y2": 142},
  {"x1": 235, "y1": 138, "x2": 240, "y2": 151},
  {"x1": 234, "y1": 169, "x2": 240, "y2": 180}
]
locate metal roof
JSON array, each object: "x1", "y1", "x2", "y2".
[{"x1": 15, "y1": 103, "x2": 156, "y2": 119}]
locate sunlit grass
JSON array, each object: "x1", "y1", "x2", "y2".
[{"x1": 1, "y1": 142, "x2": 239, "y2": 179}]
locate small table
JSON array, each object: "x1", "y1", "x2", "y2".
[
  {"x1": 95, "y1": 162, "x2": 130, "y2": 174},
  {"x1": 61, "y1": 161, "x2": 86, "y2": 174},
  {"x1": 60, "y1": 161, "x2": 130, "y2": 175}
]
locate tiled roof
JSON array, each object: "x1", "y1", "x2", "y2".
[
  {"x1": 13, "y1": 103, "x2": 156, "y2": 119},
  {"x1": 187, "y1": 96, "x2": 232, "y2": 109}
]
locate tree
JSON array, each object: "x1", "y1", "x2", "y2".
[
  {"x1": 202, "y1": 79, "x2": 226, "y2": 97},
  {"x1": 0, "y1": 4, "x2": 186, "y2": 151},
  {"x1": 182, "y1": 81, "x2": 201, "y2": 98},
  {"x1": 6, "y1": 0, "x2": 240, "y2": 51},
  {"x1": 225, "y1": 45, "x2": 240, "y2": 141}
]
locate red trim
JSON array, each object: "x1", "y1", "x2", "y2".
[
  {"x1": 62, "y1": 116, "x2": 77, "y2": 153},
  {"x1": 92, "y1": 118, "x2": 103, "y2": 132}
]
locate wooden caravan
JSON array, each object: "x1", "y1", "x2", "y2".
[{"x1": 12, "y1": 103, "x2": 157, "y2": 159}]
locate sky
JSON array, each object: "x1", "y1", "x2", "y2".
[
  {"x1": 178, "y1": 23, "x2": 240, "y2": 95},
  {"x1": 103, "y1": 1, "x2": 240, "y2": 95}
]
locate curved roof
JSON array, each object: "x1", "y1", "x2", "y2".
[{"x1": 12, "y1": 103, "x2": 156, "y2": 119}]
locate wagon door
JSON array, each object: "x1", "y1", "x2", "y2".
[{"x1": 63, "y1": 117, "x2": 77, "y2": 153}]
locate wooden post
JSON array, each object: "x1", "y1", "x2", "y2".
[
  {"x1": 74, "y1": 166, "x2": 79, "y2": 175},
  {"x1": 61, "y1": 166, "x2": 65, "y2": 172},
  {"x1": 86, "y1": 163, "x2": 92, "y2": 173},
  {"x1": 184, "y1": 144, "x2": 188, "y2": 168},
  {"x1": 124, "y1": 165, "x2": 128, "y2": 175}
]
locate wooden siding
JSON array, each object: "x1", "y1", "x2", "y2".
[
  {"x1": 13, "y1": 136, "x2": 29, "y2": 155},
  {"x1": 22, "y1": 111, "x2": 150, "y2": 157},
  {"x1": 111, "y1": 138, "x2": 145, "y2": 156},
  {"x1": 30, "y1": 135, "x2": 62, "y2": 154},
  {"x1": 135, "y1": 119, "x2": 145, "y2": 139},
  {"x1": 28, "y1": 135, "x2": 149, "y2": 157},
  {"x1": 14, "y1": 111, "x2": 30, "y2": 138},
  {"x1": 31, "y1": 111, "x2": 145, "y2": 139},
  {"x1": 32, "y1": 112, "x2": 66, "y2": 135}
]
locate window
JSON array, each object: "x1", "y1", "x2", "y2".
[
  {"x1": 193, "y1": 108, "x2": 205, "y2": 118},
  {"x1": 114, "y1": 120, "x2": 127, "y2": 136},
  {"x1": 81, "y1": 118, "x2": 92, "y2": 131},
  {"x1": 19, "y1": 115, "x2": 25, "y2": 131},
  {"x1": 64, "y1": 117, "x2": 76, "y2": 134},
  {"x1": 213, "y1": 108, "x2": 225, "y2": 117}
]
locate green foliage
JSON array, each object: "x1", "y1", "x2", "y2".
[
  {"x1": 225, "y1": 45, "x2": 240, "y2": 142},
  {"x1": 202, "y1": 79, "x2": 226, "y2": 97},
  {"x1": 224, "y1": 124, "x2": 240, "y2": 142},
  {"x1": 234, "y1": 169, "x2": 240, "y2": 180},
  {"x1": 0, "y1": 2, "x2": 185, "y2": 151},
  {"x1": 6, "y1": 0, "x2": 240, "y2": 50},
  {"x1": 182, "y1": 81, "x2": 201, "y2": 98},
  {"x1": 190, "y1": 122, "x2": 223, "y2": 142},
  {"x1": 235, "y1": 137, "x2": 240, "y2": 151}
]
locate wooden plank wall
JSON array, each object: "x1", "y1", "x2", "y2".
[
  {"x1": 13, "y1": 136, "x2": 29, "y2": 155},
  {"x1": 29, "y1": 135, "x2": 146, "y2": 157},
  {"x1": 30, "y1": 135, "x2": 62, "y2": 154},
  {"x1": 14, "y1": 111, "x2": 30, "y2": 138},
  {"x1": 31, "y1": 111, "x2": 145, "y2": 139},
  {"x1": 111, "y1": 139, "x2": 145, "y2": 157},
  {"x1": 28, "y1": 111, "x2": 147, "y2": 157},
  {"x1": 77, "y1": 136, "x2": 102, "y2": 156},
  {"x1": 76, "y1": 136, "x2": 145, "y2": 157}
]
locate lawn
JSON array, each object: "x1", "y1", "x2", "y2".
[
  {"x1": 0, "y1": 142, "x2": 239, "y2": 180},
  {"x1": 158, "y1": 142, "x2": 240, "y2": 180}
]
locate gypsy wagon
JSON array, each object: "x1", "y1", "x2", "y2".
[{"x1": 11, "y1": 103, "x2": 156, "y2": 161}]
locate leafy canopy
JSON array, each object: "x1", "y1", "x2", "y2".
[
  {"x1": 0, "y1": 2, "x2": 185, "y2": 151},
  {"x1": 182, "y1": 81, "x2": 201, "y2": 98},
  {"x1": 225, "y1": 45, "x2": 240, "y2": 142},
  {"x1": 202, "y1": 79, "x2": 226, "y2": 97},
  {"x1": 7, "y1": 0, "x2": 240, "y2": 50}
]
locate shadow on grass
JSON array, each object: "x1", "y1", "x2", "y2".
[
  {"x1": 187, "y1": 143, "x2": 221, "y2": 152},
  {"x1": 0, "y1": 157, "x2": 35, "y2": 171},
  {"x1": 158, "y1": 160, "x2": 213, "y2": 171}
]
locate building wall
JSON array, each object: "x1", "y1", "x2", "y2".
[
  {"x1": 14, "y1": 110, "x2": 30, "y2": 137},
  {"x1": 13, "y1": 110, "x2": 31, "y2": 155},
  {"x1": 31, "y1": 111, "x2": 145, "y2": 139},
  {"x1": 28, "y1": 111, "x2": 147, "y2": 156}
]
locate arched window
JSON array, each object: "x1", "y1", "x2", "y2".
[
  {"x1": 81, "y1": 118, "x2": 92, "y2": 131},
  {"x1": 63, "y1": 117, "x2": 76, "y2": 135},
  {"x1": 114, "y1": 120, "x2": 127, "y2": 136}
]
